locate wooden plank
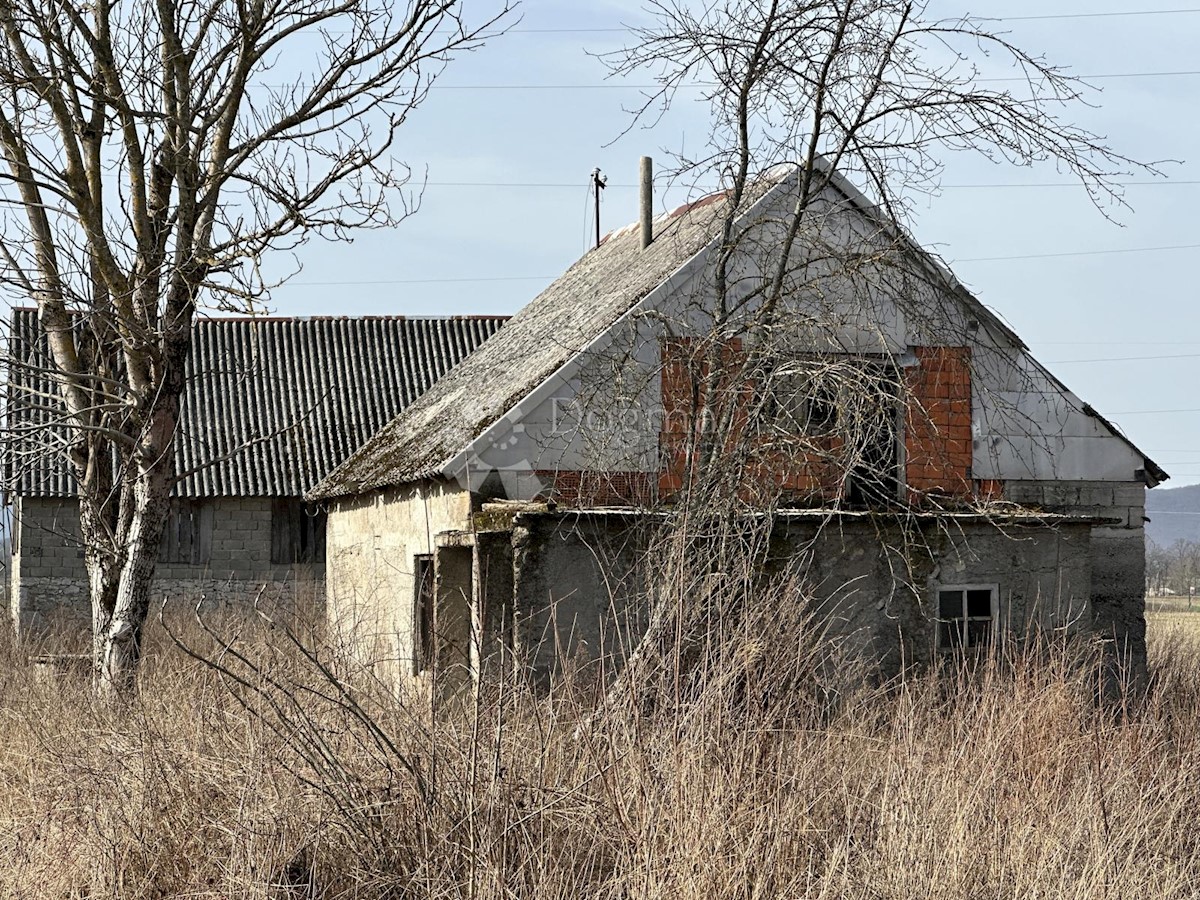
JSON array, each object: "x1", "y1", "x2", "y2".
[
  {"x1": 196, "y1": 503, "x2": 214, "y2": 565},
  {"x1": 178, "y1": 503, "x2": 193, "y2": 565}
]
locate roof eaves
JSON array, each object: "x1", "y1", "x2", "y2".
[
  {"x1": 817, "y1": 159, "x2": 1163, "y2": 484},
  {"x1": 433, "y1": 232, "x2": 722, "y2": 486}
]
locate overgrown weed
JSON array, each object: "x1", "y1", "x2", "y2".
[{"x1": 1, "y1": 601, "x2": 1198, "y2": 898}]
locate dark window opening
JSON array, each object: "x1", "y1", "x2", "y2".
[
  {"x1": 159, "y1": 500, "x2": 214, "y2": 565},
  {"x1": 270, "y1": 499, "x2": 326, "y2": 564},
  {"x1": 414, "y1": 554, "x2": 434, "y2": 674},
  {"x1": 844, "y1": 408, "x2": 901, "y2": 510},
  {"x1": 773, "y1": 371, "x2": 839, "y2": 435},
  {"x1": 937, "y1": 585, "x2": 997, "y2": 652},
  {"x1": 844, "y1": 375, "x2": 901, "y2": 510}
]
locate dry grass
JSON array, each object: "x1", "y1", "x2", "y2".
[
  {"x1": 1, "y1": 602, "x2": 1199, "y2": 898},
  {"x1": 1148, "y1": 595, "x2": 1200, "y2": 639}
]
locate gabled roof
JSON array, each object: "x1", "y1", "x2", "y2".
[
  {"x1": 308, "y1": 186, "x2": 747, "y2": 500},
  {"x1": 309, "y1": 163, "x2": 1166, "y2": 501},
  {"x1": 6, "y1": 310, "x2": 506, "y2": 498}
]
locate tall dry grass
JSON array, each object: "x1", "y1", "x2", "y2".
[{"x1": 2, "y1": 599, "x2": 1200, "y2": 899}]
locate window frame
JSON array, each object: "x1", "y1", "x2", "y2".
[
  {"x1": 935, "y1": 583, "x2": 999, "y2": 653},
  {"x1": 772, "y1": 369, "x2": 840, "y2": 436}
]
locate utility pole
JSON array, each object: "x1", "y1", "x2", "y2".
[{"x1": 591, "y1": 168, "x2": 607, "y2": 248}]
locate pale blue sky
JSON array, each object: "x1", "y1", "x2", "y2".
[{"x1": 265, "y1": 1, "x2": 1200, "y2": 487}]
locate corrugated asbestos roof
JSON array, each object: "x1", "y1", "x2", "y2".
[
  {"x1": 308, "y1": 187, "x2": 744, "y2": 501},
  {"x1": 6, "y1": 311, "x2": 506, "y2": 497}
]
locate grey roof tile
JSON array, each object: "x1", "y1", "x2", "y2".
[{"x1": 5, "y1": 311, "x2": 506, "y2": 498}]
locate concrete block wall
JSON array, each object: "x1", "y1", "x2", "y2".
[
  {"x1": 10, "y1": 496, "x2": 325, "y2": 639},
  {"x1": 511, "y1": 513, "x2": 651, "y2": 679},
  {"x1": 505, "y1": 512, "x2": 1090, "y2": 683},
  {"x1": 765, "y1": 517, "x2": 1091, "y2": 676},
  {"x1": 1003, "y1": 480, "x2": 1147, "y2": 677}
]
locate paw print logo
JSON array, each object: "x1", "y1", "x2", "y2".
[
  {"x1": 487, "y1": 421, "x2": 525, "y2": 452},
  {"x1": 448, "y1": 412, "x2": 548, "y2": 500}
]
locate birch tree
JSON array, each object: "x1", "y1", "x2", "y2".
[{"x1": 0, "y1": 0, "x2": 513, "y2": 698}]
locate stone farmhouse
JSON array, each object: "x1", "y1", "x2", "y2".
[
  {"x1": 5, "y1": 311, "x2": 506, "y2": 636},
  {"x1": 308, "y1": 161, "x2": 1166, "y2": 686}
]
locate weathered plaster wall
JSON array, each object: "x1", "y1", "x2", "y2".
[
  {"x1": 324, "y1": 479, "x2": 471, "y2": 680},
  {"x1": 10, "y1": 496, "x2": 324, "y2": 639},
  {"x1": 768, "y1": 517, "x2": 1092, "y2": 676},
  {"x1": 507, "y1": 512, "x2": 1091, "y2": 680},
  {"x1": 1003, "y1": 480, "x2": 1146, "y2": 675},
  {"x1": 511, "y1": 513, "x2": 651, "y2": 679}
]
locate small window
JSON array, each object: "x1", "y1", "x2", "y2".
[
  {"x1": 936, "y1": 585, "x2": 997, "y2": 652},
  {"x1": 159, "y1": 500, "x2": 214, "y2": 565},
  {"x1": 414, "y1": 554, "x2": 434, "y2": 674},
  {"x1": 270, "y1": 499, "x2": 326, "y2": 564}
]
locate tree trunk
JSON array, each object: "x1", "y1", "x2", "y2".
[
  {"x1": 96, "y1": 471, "x2": 172, "y2": 700},
  {"x1": 89, "y1": 401, "x2": 177, "y2": 700}
]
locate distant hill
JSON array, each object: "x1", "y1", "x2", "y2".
[{"x1": 1145, "y1": 484, "x2": 1200, "y2": 548}]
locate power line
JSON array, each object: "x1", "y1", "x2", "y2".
[
  {"x1": 996, "y1": 7, "x2": 1200, "y2": 21},
  {"x1": 956, "y1": 242, "x2": 1200, "y2": 263},
  {"x1": 504, "y1": 9, "x2": 1200, "y2": 32},
  {"x1": 934, "y1": 181, "x2": 1199, "y2": 189},
  {"x1": 976, "y1": 70, "x2": 1200, "y2": 82},
  {"x1": 1037, "y1": 340, "x2": 1200, "y2": 345},
  {"x1": 1107, "y1": 407, "x2": 1200, "y2": 414},
  {"x1": 417, "y1": 180, "x2": 1199, "y2": 190},
  {"x1": 421, "y1": 70, "x2": 1200, "y2": 89},
  {"x1": 287, "y1": 240, "x2": 1200, "y2": 287},
  {"x1": 1049, "y1": 354, "x2": 1200, "y2": 365},
  {"x1": 290, "y1": 275, "x2": 552, "y2": 286}
]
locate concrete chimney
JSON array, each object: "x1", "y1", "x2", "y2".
[{"x1": 639, "y1": 156, "x2": 653, "y2": 249}]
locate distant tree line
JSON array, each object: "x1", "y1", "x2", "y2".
[{"x1": 1147, "y1": 539, "x2": 1200, "y2": 599}]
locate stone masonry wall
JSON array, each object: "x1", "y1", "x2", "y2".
[{"x1": 11, "y1": 496, "x2": 324, "y2": 639}]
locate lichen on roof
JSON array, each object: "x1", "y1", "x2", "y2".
[{"x1": 308, "y1": 185, "x2": 751, "y2": 501}]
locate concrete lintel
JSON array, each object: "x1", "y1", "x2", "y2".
[{"x1": 435, "y1": 530, "x2": 477, "y2": 548}]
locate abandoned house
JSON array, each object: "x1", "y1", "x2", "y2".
[
  {"x1": 307, "y1": 160, "x2": 1166, "y2": 686},
  {"x1": 4, "y1": 310, "x2": 506, "y2": 636}
]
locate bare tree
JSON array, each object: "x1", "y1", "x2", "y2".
[
  {"x1": 584, "y1": 0, "x2": 1160, "y2": 704},
  {"x1": 0, "y1": 0, "x2": 513, "y2": 698}
]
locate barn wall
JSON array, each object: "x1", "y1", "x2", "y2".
[{"x1": 9, "y1": 496, "x2": 324, "y2": 641}]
